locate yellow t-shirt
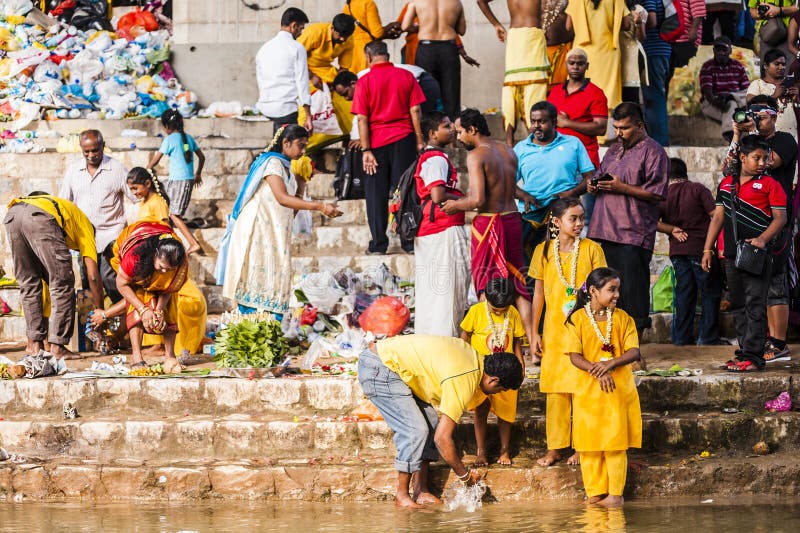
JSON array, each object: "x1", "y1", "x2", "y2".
[
  {"x1": 529, "y1": 238, "x2": 606, "y2": 393},
  {"x1": 377, "y1": 334, "x2": 483, "y2": 422},
  {"x1": 563, "y1": 308, "x2": 642, "y2": 451},
  {"x1": 8, "y1": 195, "x2": 97, "y2": 262},
  {"x1": 460, "y1": 302, "x2": 525, "y2": 356},
  {"x1": 137, "y1": 193, "x2": 170, "y2": 223},
  {"x1": 298, "y1": 22, "x2": 354, "y2": 84}
]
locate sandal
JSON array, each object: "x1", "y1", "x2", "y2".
[
  {"x1": 728, "y1": 360, "x2": 763, "y2": 373},
  {"x1": 722, "y1": 359, "x2": 740, "y2": 371}
]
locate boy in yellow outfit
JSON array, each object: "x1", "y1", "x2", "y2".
[
  {"x1": 564, "y1": 267, "x2": 642, "y2": 507},
  {"x1": 461, "y1": 277, "x2": 526, "y2": 466},
  {"x1": 530, "y1": 197, "x2": 606, "y2": 467}
]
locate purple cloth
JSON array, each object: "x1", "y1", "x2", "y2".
[{"x1": 587, "y1": 136, "x2": 669, "y2": 251}]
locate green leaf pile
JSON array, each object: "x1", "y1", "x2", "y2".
[{"x1": 213, "y1": 317, "x2": 289, "y2": 369}]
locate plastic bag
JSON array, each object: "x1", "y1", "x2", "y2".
[
  {"x1": 358, "y1": 296, "x2": 410, "y2": 337},
  {"x1": 651, "y1": 265, "x2": 675, "y2": 313},
  {"x1": 296, "y1": 271, "x2": 345, "y2": 314},
  {"x1": 310, "y1": 84, "x2": 342, "y2": 136},
  {"x1": 116, "y1": 8, "x2": 159, "y2": 40},
  {"x1": 2, "y1": 0, "x2": 33, "y2": 17},
  {"x1": 293, "y1": 208, "x2": 312, "y2": 236}
]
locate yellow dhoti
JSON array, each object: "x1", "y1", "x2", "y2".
[
  {"x1": 580, "y1": 450, "x2": 628, "y2": 497},
  {"x1": 545, "y1": 392, "x2": 573, "y2": 449},
  {"x1": 502, "y1": 27, "x2": 550, "y2": 132},
  {"x1": 468, "y1": 388, "x2": 518, "y2": 423}
]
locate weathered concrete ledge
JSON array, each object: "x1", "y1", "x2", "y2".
[{"x1": 0, "y1": 453, "x2": 796, "y2": 502}]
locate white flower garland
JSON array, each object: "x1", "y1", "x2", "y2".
[
  {"x1": 484, "y1": 301, "x2": 510, "y2": 352},
  {"x1": 554, "y1": 236, "x2": 580, "y2": 296},
  {"x1": 584, "y1": 302, "x2": 613, "y2": 354}
]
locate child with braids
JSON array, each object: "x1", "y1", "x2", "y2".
[
  {"x1": 147, "y1": 110, "x2": 205, "y2": 234},
  {"x1": 529, "y1": 197, "x2": 606, "y2": 467},
  {"x1": 564, "y1": 267, "x2": 642, "y2": 507}
]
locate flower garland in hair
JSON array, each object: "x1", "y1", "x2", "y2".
[
  {"x1": 266, "y1": 125, "x2": 287, "y2": 153},
  {"x1": 584, "y1": 301, "x2": 614, "y2": 356},
  {"x1": 484, "y1": 301, "x2": 510, "y2": 353},
  {"x1": 553, "y1": 235, "x2": 580, "y2": 297}
]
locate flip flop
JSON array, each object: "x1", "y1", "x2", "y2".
[
  {"x1": 728, "y1": 360, "x2": 763, "y2": 373},
  {"x1": 722, "y1": 359, "x2": 739, "y2": 371}
]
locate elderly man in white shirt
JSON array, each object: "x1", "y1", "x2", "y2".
[
  {"x1": 59, "y1": 129, "x2": 131, "y2": 303},
  {"x1": 255, "y1": 7, "x2": 313, "y2": 135}
]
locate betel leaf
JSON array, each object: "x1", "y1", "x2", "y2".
[{"x1": 213, "y1": 317, "x2": 289, "y2": 369}]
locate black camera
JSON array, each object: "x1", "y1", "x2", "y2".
[
  {"x1": 732, "y1": 107, "x2": 758, "y2": 124},
  {"x1": 591, "y1": 173, "x2": 613, "y2": 187},
  {"x1": 757, "y1": 3, "x2": 770, "y2": 17}
]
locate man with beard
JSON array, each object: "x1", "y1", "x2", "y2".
[
  {"x1": 442, "y1": 108, "x2": 534, "y2": 353},
  {"x1": 514, "y1": 101, "x2": 595, "y2": 300},
  {"x1": 588, "y1": 102, "x2": 669, "y2": 339},
  {"x1": 477, "y1": 0, "x2": 551, "y2": 146}
]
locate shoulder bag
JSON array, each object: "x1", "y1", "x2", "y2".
[
  {"x1": 760, "y1": 0, "x2": 789, "y2": 46},
  {"x1": 730, "y1": 181, "x2": 770, "y2": 275}
]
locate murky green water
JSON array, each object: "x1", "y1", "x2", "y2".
[{"x1": 0, "y1": 500, "x2": 797, "y2": 532}]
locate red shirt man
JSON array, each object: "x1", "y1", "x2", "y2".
[{"x1": 547, "y1": 48, "x2": 608, "y2": 168}]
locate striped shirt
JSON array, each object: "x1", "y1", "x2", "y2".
[
  {"x1": 715, "y1": 174, "x2": 786, "y2": 258},
  {"x1": 642, "y1": 0, "x2": 672, "y2": 57},
  {"x1": 674, "y1": 0, "x2": 706, "y2": 47},
  {"x1": 59, "y1": 155, "x2": 131, "y2": 252},
  {"x1": 699, "y1": 58, "x2": 750, "y2": 97}
]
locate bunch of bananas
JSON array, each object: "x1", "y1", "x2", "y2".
[
  {"x1": 0, "y1": 363, "x2": 9, "y2": 379},
  {"x1": 128, "y1": 363, "x2": 164, "y2": 377}
]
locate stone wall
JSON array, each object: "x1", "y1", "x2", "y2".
[{"x1": 170, "y1": 0, "x2": 509, "y2": 109}]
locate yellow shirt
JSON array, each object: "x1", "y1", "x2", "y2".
[
  {"x1": 529, "y1": 238, "x2": 606, "y2": 393},
  {"x1": 563, "y1": 308, "x2": 642, "y2": 451},
  {"x1": 8, "y1": 195, "x2": 97, "y2": 262},
  {"x1": 298, "y1": 22, "x2": 354, "y2": 84},
  {"x1": 137, "y1": 193, "x2": 170, "y2": 223},
  {"x1": 341, "y1": 0, "x2": 385, "y2": 73},
  {"x1": 377, "y1": 334, "x2": 483, "y2": 422},
  {"x1": 460, "y1": 302, "x2": 525, "y2": 356}
]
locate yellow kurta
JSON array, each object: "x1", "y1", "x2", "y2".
[
  {"x1": 462, "y1": 303, "x2": 525, "y2": 422},
  {"x1": 134, "y1": 193, "x2": 208, "y2": 354},
  {"x1": 564, "y1": 308, "x2": 642, "y2": 452},
  {"x1": 341, "y1": 0, "x2": 385, "y2": 74},
  {"x1": 298, "y1": 22, "x2": 354, "y2": 84},
  {"x1": 566, "y1": 0, "x2": 627, "y2": 111},
  {"x1": 529, "y1": 238, "x2": 606, "y2": 393}
]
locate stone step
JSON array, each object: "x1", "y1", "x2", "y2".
[
  {"x1": 0, "y1": 450, "x2": 792, "y2": 502},
  {"x1": 1, "y1": 410, "x2": 796, "y2": 464},
  {"x1": 0, "y1": 374, "x2": 793, "y2": 420}
]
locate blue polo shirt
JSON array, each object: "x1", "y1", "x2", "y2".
[{"x1": 514, "y1": 132, "x2": 594, "y2": 216}]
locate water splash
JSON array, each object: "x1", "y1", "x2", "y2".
[{"x1": 442, "y1": 481, "x2": 487, "y2": 513}]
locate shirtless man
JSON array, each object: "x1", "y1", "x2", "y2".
[
  {"x1": 442, "y1": 108, "x2": 534, "y2": 352},
  {"x1": 477, "y1": 1, "x2": 551, "y2": 145},
  {"x1": 401, "y1": 0, "x2": 466, "y2": 119}
]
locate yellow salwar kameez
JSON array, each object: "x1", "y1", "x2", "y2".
[
  {"x1": 134, "y1": 194, "x2": 207, "y2": 354},
  {"x1": 564, "y1": 308, "x2": 642, "y2": 498},
  {"x1": 462, "y1": 303, "x2": 525, "y2": 422},
  {"x1": 341, "y1": 0, "x2": 385, "y2": 75},
  {"x1": 565, "y1": 0, "x2": 628, "y2": 112},
  {"x1": 529, "y1": 238, "x2": 606, "y2": 449}
]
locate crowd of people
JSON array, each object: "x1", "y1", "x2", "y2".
[{"x1": 6, "y1": 0, "x2": 800, "y2": 511}]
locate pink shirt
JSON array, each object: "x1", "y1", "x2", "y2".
[{"x1": 351, "y1": 62, "x2": 426, "y2": 149}]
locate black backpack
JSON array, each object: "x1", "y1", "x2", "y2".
[
  {"x1": 391, "y1": 148, "x2": 445, "y2": 241},
  {"x1": 333, "y1": 148, "x2": 365, "y2": 200}
]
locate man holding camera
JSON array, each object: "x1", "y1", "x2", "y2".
[{"x1": 699, "y1": 36, "x2": 751, "y2": 141}]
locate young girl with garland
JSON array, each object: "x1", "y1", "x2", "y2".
[
  {"x1": 564, "y1": 267, "x2": 642, "y2": 507},
  {"x1": 460, "y1": 277, "x2": 526, "y2": 466},
  {"x1": 529, "y1": 197, "x2": 606, "y2": 467}
]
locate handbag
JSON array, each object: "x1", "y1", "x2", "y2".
[
  {"x1": 760, "y1": 1, "x2": 788, "y2": 46},
  {"x1": 333, "y1": 148, "x2": 366, "y2": 200},
  {"x1": 730, "y1": 182, "x2": 770, "y2": 275}
]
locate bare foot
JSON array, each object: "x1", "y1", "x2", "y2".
[
  {"x1": 414, "y1": 492, "x2": 443, "y2": 505},
  {"x1": 530, "y1": 354, "x2": 542, "y2": 366},
  {"x1": 26, "y1": 340, "x2": 43, "y2": 354},
  {"x1": 597, "y1": 495, "x2": 624, "y2": 507},
  {"x1": 395, "y1": 494, "x2": 423, "y2": 508},
  {"x1": 536, "y1": 450, "x2": 562, "y2": 467},
  {"x1": 50, "y1": 345, "x2": 82, "y2": 360},
  {"x1": 497, "y1": 450, "x2": 512, "y2": 466},
  {"x1": 587, "y1": 495, "x2": 606, "y2": 505},
  {"x1": 474, "y1": 452, "x2": 488, "y2": 467},
  {"x1": 142, "y1": 344, "x2": 165, "y2": 357},
  {"x1": 163, "y1": 357, "x2": 183, "y2": 374},
  {"x1": 566, "y1": 452, "x2": 580, "y2": 465}
]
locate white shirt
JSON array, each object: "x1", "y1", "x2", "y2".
[
  {"x1": 255, "y1": 30, "x2": 312, "y2": 118},
  {"x1": 59, "y1": 155, "x2": 131, "y2": 252}
]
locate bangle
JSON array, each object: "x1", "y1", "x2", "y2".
[
  {"x1": 362, "y1": 148, "x2": 372, "y2": 152},
  {"x1": 138, "y1": 306, "x2": 148, "y2": 316},
  {"x1": 101, "y1": 311, "x2": 107, "y2": 320},
  {"x1": 457, "y1": 470, "x2": 470, "y2": 481},
  {"x1": 703, "y1": 249, "x2": 714, "y2": 254}
]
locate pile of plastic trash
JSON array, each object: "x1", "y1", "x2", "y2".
[{"x1": 0, "y1": 0, "x2": 196, "y2": 131}]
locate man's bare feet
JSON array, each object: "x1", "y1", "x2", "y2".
[
  {"x1": 536, "y1": 449, "x2": 561, "y2": 467},
  {"x1": 566, "y1": 452, "x2": 580, "y2": 465},
  {"x1": 50, "y1": 345, "x2": 81, "y2": 360},
  {"x1": 586, "y1": 495, "x2": 606, "y2": 505},
  {"x1": 395, "y1": 493, "x2": 423, "y2": 508},
  {"x1": 162, "y1": 357, "x2": 183, "y2": 374},
  {"x1": 597, "y1": 495, "x2": 624, "y2": 507},
  {"x1": 142, "y1": 344, "x2": 165, "y2": 357},
  {"x1": 26, "y1": 340, "x2": 43, "y2": 354},
  {"x1": 474, "y1": 450, "x2": 488, "y2": 467},
  {"x1": 414, "y1": 492, "x2": 443, "y2": 505},
  {"x1": 498, "y1": 449, "x2": 512, "y2": 466}
]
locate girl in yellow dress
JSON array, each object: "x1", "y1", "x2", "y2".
[
  {"x1": 564, "y1": 267, "x2": 642, "y2": 507},
  {"x1": 461, "y1": 277, "x2": 526, "y2": 466},
  {"x1": 530, "y1": 197, "x2": 606, "y2": 467}
]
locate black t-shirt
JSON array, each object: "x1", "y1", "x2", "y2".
[{"x1": 766, "y1": 131, "x2": 797, "y2": 199}]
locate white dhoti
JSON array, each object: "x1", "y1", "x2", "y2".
[{"x1": 413, "y1": 225, "x2": 471, "y2": 336}]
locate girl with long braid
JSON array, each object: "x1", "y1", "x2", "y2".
[{"x1": 216, "y1": 125, "x2": 342, "y2": 318}]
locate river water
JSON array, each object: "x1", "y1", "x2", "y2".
[{"x1": 0, "y1": 499, "x2": 797, "y2": 532}]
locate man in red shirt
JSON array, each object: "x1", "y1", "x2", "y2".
[
  {"x1": 352, "y1": 40, "x2": 426, "y2": 254},
  {"x1": 546, "y1": 48, "x2": 608, "y2": 169}
]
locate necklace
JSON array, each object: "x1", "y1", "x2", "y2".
[
  {"x1": 484, "y1": 301, "x2": 510, "y2": 353},
  {"x1": 542, "y1": 0, "x2": 568, "y2": 32},
  {"x1": 584, "y1": 302, "x2": 614, "y2": 356},
  {"x1": 554, "y1": 235, "x2": 580, "y2": 316}
]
